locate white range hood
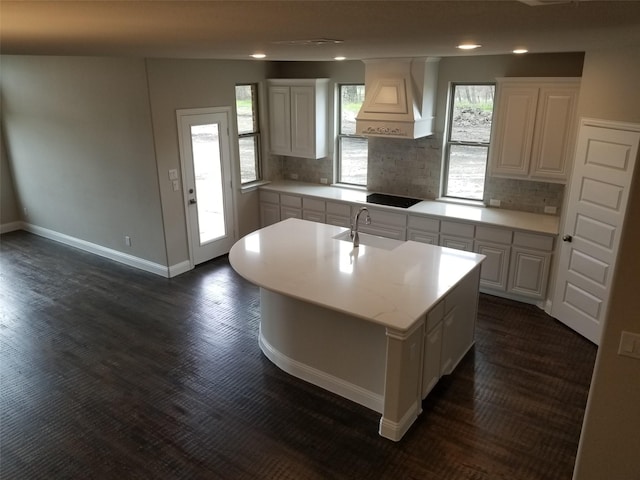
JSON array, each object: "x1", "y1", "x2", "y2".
[{"x1": 355, "y1": 57, "x2": 440, "y2": 139}]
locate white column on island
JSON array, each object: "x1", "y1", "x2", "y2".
[{"x1": 379, "y1": 320, "x2": 425, "y2": 441}]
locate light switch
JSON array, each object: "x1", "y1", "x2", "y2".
[
  {"x1": 168, "y1": 169, "x2": 179, "y2": 180},
  {"x1": 618, "y1": 331, "x2": 640, "y2": 360},
  {"x1": 172, "y1": 180, "x2": 180, "y2": 192}
]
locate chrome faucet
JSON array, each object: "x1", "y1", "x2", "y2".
[{"x1": 350, "y1": 207, "x2": 371, "y2": 247}]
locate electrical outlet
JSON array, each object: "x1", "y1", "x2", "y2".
[
  {"x1": 489, "y1": 199, "x2": 501, "y2": 207},
  {"x1": 125, "y1": 236, "x2": 132, "y2": 247},
  {"x1": 618, "y1": 331, "x2": 640, "y2": 360},
  {"x1": 290, "y1": 173, "x2": 298, "y2": 180},
  {"x1": 544, "y1": 206, "x2": 557, "y2": 215},
  {"x1": 320, "y1": 178, "x2": 328, "y2": 184}
]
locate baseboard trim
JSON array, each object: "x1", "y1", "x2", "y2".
[
  {"x1": 259, "y1": 330, "x2": 384, "y2": 414},
  {"x1": 22, "y1": 223, "x2": 171, "y2": 278},
  {"x1": 0, "y1": 221, "x2": 25, "y2": 234},
  {"x1": 169, "y1": 260, "x2": 193, "y2": 277},
  {"x1": 378, "y1": 400, "x2": 421, "y2": 442}
]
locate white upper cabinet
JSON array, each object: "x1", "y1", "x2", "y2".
[
  {"x1": 489, "y1": 78, "x2": 580, "y2": 183},
  {"x1": 267, "y1": 79, "x2": 329, "y2": 159}
]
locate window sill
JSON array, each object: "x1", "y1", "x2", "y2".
[
  {"x1": 436, "y1": 196, "x2": 486, "y2": 208},
  {"x1": 240, "y1": 180, "x2": 270, "y2": 193},
  {"x1": 332, "y1": 183, "x2": 367, "y2": 192}
]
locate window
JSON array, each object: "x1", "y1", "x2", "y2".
[
  {"x1": 337, "y1": 84, "x2": 368, "y2": 186},
  {"x1": 235, "y1": 84, "x2": 261, "y2": 184},
  {"x1": 443, "y1": 83, "x2": 495, "y2": 201}
]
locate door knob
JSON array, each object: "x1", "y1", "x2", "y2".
[
  {"x1": 562, "y1": 234, "x2": 572, "y2": 242},
  {"x1": 189, "y1": 199, "x2": 197, "y2": 205}
]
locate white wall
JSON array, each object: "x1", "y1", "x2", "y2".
[
  {"x1": 572, "y1": 45, "x2": 640, "y2": 480},
  {"x1": 1, "y1": 127, "x2": 20, "y2": 227},
  {"x1": 1, "y1": 56, "x2": 167, "y2": 264},
  {"x1": 145, "y1": 58, "x2": 272, "y2": 266}
]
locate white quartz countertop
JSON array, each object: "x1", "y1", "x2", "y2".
[
  {"x1": 229, "y1": 218, "x2": 485, "y2": 332},
  {"x1": 259, "y1": 181, "x2": 560, "y2": 235}
]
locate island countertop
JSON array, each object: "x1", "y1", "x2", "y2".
[{"x1": 229, "y1": 218, "x2": 485, "y2": 332}]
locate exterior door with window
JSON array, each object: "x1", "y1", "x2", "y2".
[
  {"x1": 551, "y1": 119, "x2": 639, "y2": 345},
  {"x1": 177, "y1": 107, "x2": 236, "y2": 266}
]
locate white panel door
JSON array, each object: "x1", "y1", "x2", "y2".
[{"x1": 552, "y1": 119, "x2": 640, "y2": 344}]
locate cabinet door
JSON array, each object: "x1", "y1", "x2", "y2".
[
  {"x1": 290, "y1": 86, "x2": 316, "y2": 158},
  {"x1": 508, "y1": 246, "x2": 552, "y2": 299},
  {"x1": 474, "y1": 240, "x2": 511, "y2": 291},
  {"x1": 489, "y1": 85, "x2": 539, "y2": 177},
  {"x1": 440, "y1": 309, "x2": 456, "y2": 376},
  {"x1": 422, "y1": 322, "x2": 443, "y2": 398},
  {"x1": 529, "y1": 85, "x2": 579, "y2": 181},
  {"x1": 260, "y1": 202, "x2": 280, "y2": 227},
  {"x1": 268, "y1": 86, "x2": 292, "y2": 155}
]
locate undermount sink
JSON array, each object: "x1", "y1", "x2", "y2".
[{"x1": 332, "y1": 230, "x2": 402, "y2": 251}]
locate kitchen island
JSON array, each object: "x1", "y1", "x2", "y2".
[{"x1": 229, "y1": 218, "x2": 485, "y2": 441}]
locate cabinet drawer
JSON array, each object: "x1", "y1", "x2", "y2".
[
  {"x1": 408, "y1": 230, "x2": 438, "y2": 245},
  {"x1": 441, "y1": 220, "x2": 474, "y2": 238},
  {"x1": 280, "y1": 194, "x2": 302, "y2": 208},
  {"x1": 513, "y1": 231, "x2": 554, "y2": 251},
  {"x1": 326, "y1": 201, "x2": 351, "y2": 217},
  {"x1": 259, "y1": 190, "x2": 279, "y2": 204},
  {"x1": 303, "y1": 197, "x2": 325, "y2": 212},
  {"x1": 440, "y1": 235, "x2": 474, "y2": 252},
  {"x1": 475, "y1": 226, "x2": 512, "y2": 244},
  {"x1": 368, "y1": 208, "x2": 407, "y2": 228},
  {"x1": 408, "y1": 215, "x2": 440, "y2": 233}
]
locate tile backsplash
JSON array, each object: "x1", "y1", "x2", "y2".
[{"x1": 275, "y1": 136, "x2": 564, "y2": 215}]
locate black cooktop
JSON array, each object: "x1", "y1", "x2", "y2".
[{"x1": 366, "y1": 193, "x2": 422, "y2": 209}]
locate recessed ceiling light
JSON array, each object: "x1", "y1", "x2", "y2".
[
  {"x1": 457, "y1": 44, "x2": 482, "y2": 50},
  {"x1": 513, "y1": 48, "x2": 529, "y2": 54},
  {"x1": 251, "y1": 53, "x2": 266, "y2": 59},
  {"x1": 334, "y1": 56, "x2": 346, "y2": 61}
]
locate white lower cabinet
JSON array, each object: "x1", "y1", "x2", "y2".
[
  {"x1": 325, "y1": 201, "x2": 351, "y2": 227},
  {"x1": 302, "y1": 197, "x2": 326, "y2": 223},
  {"x1": 474, "y1": 226, "x2": 513, "y2": 292},
  {"x1": 259, "y1": 191, "x2": 280, "y2": 227},
  {"x1": 507, "y1": 232, "x2": 553, "y2": 300},
  {"x1": 439, "y1": 220, "x2": 474, "y2": 251},
  {"x1": 422, "y1": 322, "x2": 443, "y2": 397},
  {"x1": 474, "y1": 241, "x2": 511, "y2": 291},
  {"x1": 421, "y1": 267, "x2": 480, "y2": 398},
  {"x1": 408, "y1": 215, "x2": 440, "y2": 245}
]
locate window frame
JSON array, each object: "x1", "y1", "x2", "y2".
[
  {"x1": 336, "y1": 83, "x2": 368, "y2": 187},
  {"x1": 442, "y1": 82, "x2": 495, "y2": 202},
  {"x1": 235, "y1": 83, "x2": 262, "y2": 186}
]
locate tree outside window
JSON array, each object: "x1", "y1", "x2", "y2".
[{"x1": 443, "y1": 83, "x2": 495, "y2": 201}]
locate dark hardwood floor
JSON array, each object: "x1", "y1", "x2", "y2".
[{"x1": 0, "y1": 230, "x2": 597, "y2": 480}]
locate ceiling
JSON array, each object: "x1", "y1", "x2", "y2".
[{"x1": 1, "y1": 1, "x2": 640, "y2": 61}]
